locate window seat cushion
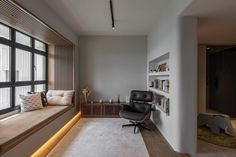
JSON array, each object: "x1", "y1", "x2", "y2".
[{"x1": 0, "y1": 105, "x2": 72, "y2": 155}]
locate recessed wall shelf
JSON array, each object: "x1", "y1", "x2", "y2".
[
  {"x1": 148, "y1": 52, "x2": 170, "y2": 115},
  {"x1": 149, "y1": 87, "x2": 169, "y2": 98},
  {"x1": 148, "y1": 71, "x2": 170, "y2": 76}
]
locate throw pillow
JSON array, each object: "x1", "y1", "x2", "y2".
[
  {"x1": 28, "y1": 91, "x2": 48, "y2": 106},
  {"x1": 47, "y1": 90, "x2": 74, "y2": 105},
  {"x1": 20, "y1": 93, "x2": 44, "y2": 112}
]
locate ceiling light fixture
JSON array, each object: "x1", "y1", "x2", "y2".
[{"x1": 109, "y1": 0, "x2": 115, "y2": 30}]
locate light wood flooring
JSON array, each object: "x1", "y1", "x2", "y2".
[{"x1": 141, "y1": 120, "x2": 236, "y2": 157}]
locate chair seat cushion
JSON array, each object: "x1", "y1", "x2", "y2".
[{"x1": 119, "y1": 110, "x2": 146, "y2": 122}]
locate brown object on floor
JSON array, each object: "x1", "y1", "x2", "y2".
[
  {"x1": 198, "y1": 126, "x2": 236, "y2": 148},
  {"x1": 140, "y1": 120, "x2": 189, "y2": 157}
]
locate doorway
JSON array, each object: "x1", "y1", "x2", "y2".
[{"x1": 206, "y1": 46, "x2": 236, "y2": 118}]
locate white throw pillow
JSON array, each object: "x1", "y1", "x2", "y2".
[
  {"x1": 20, "y1": 93, "x2": 44, "y2": 112},
  {"x1": 47, "y1": 90, "x2": 74, "y2": 105}
]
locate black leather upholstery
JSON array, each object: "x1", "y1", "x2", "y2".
[
  {"x1": 130, "y1": 90, "x2": 153, "y2": 102},
  {"x1": 119, "y1": 90, "x2": 153, "y2": 133}
]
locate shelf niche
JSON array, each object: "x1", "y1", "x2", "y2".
[{"x1": 148, "y1": 52, "x2": 170, "y2": 115}]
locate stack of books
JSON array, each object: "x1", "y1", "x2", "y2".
[
  {"x1": 154, "y1": 79, "x2": 169, "y2": 93},
  {"x1": 154, "y1": 94, "x2": 169, "y2": 114}
]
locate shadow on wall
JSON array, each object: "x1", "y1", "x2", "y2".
[{"x1": 152, "y1": 110, "x2": 162, "y2": 127}]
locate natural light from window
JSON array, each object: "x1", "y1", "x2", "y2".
[
  {"x1": 15, "y1": 48, "x2": 31, "y2": 81},
  {"x1": 0, "y1": 23, "x2": 47, "y2": 114},
  {"x1": 0, "y1": 88, "x2": 10, "y2": 110},
  {"x1": 15, "y1": 31, "x2": 31, "y2": 47},
  {"x1": 0, "y1": 44, "x2": 10, "y2": 82},
  {"x1": 35, "y1": 54, "x2": 46, "y2": 81},
  {"x1": 0, "y1": 24, "x2": 10, "y2": 40}
]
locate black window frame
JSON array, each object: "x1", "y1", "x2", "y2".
[{"x1": 0, "y1": 22, "x2": 48, "y2": 115}]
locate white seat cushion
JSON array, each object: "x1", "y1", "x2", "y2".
[
  {"x1": 20, "y1": 93, "x2": 44, "y2": 112},
  {"x1": 47, "y1": 90, "x2": 74, "y2": 105}
]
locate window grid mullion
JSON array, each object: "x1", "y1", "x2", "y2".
[
  {"x1": 31, "y1": 38, "x2": 35, "y2": 92},
  {"x1": 0, "y1": 22, "x2": 48, "y2": 115},
  {"x1": 11, "y1": 28, "x2": 16, "y2": 108},
  {"x1": 45, "y1": 44, "x2": 48, "y2": 90}
]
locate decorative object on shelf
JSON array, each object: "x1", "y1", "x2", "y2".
[
  {"x1": 99, "y1": 99, "x2": 103, "y2": 104},
  {"x1": 81, "y1": 87, "x2": 91, "y2": 104},
  {"x1": 117, "y1": 94, "x2": 120, "y2": 104},
  {"x1": 158, "y1": 63, "x2": 167, "y2": 72},
  {"x1": 149, "y1": 62, "x2": 170, "y2": 73},
  {"x1": 109, "y1": 99, "x2": 113, "y2": 104},
  {"x1": 125, "y1": 96, "x2": 130, "y2": 103},
  {"x1": 149, "y1": 81, "x2": 154, "y2": 87}
]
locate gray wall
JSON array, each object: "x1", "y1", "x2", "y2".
[
  {"x1": 79, "y1": 36, "x2": 147, "y2": 102},
  {"x1": 147, "y1": 0, "x2": 197, "y2": 155}
]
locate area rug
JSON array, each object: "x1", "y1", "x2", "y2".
[
  {"x1": 47, "y1": 118, "x2": 150, "y2": 157},
  {"x1": 198, "y1": 127, "x2": 236, "y2": 148}
]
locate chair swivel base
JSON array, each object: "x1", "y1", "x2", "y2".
[{"x1": 122, "y1": 121, "x2": 151, "y2": 134}]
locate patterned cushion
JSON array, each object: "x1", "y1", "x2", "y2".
[
  {"x1": 20, "y1": 93, "x2": 44, "y2": 112},
  {"x1": 28, "y1": 91, "x2": 48, "y2": 106},
  {"x1": 47, "y1": 90, "x2": 74, "y2": 105}
]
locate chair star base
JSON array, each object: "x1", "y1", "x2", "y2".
[{"x1": 122, "y1": 121, "x2": 151, "y2": 134}]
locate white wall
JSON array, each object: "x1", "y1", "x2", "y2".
[
  {"x1": 14, "y1": 0, "x2": 78, "y2": 45},
  {"x1": 79, "y1": 36, "x2": 147, "y2": 102},
  {"x1": 147, "y1": 0, "x2": 197, "y2": 155}
]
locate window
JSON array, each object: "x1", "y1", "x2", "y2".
[
  {"x1": 15, "y1": 86, "x2": 31, "y2": 106},
  {"x1": 35, "y1": 40, "x2": 46, "y2": 52},
  {"x1": 34, "y1": 54, "x2": 46, "y2": 81},
  {"x1": 0, "y1": 23, "x2": 10, "y2": 40},
  {"x1": 35, "y1": 84, "x2": 46, "y2": 92},
  {"x1": 0, "y1": 44, "x2": 10, "y2": 82},
  {"x1": 0, "y1": 23, "x2": 48, "y2": 115},
  {"x1": 16, "y1": 49, "x2": 31, "y2": 81},
  {"x1": 0, "y1": 88, "x2": 10, "y2": 110},
  {"x1": 15, "y1": 31, "x2": 31, "y2": 47}
]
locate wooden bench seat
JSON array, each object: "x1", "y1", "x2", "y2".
[{"x1": 0, "y1": 106, "x2": 72, "y2": 155}]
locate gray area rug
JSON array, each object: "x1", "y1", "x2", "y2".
[{"x1": 47, "y1": 118, "x2": 150, "y2": 157}]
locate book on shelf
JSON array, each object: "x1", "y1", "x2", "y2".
[
  {"x1": 153, "y1": 94, "x2": 169, "y2": 114},
  {"x1": 153, "y1": 79, "x2": 169, "y2": 93}
]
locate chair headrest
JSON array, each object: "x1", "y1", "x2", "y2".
[{"x1": 130, "y1": 90, "x2": 153, "y2": 102}]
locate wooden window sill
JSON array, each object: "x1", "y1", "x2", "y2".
[{"x1": 0, "y1": 105, "x2": 73, "y2": 155}]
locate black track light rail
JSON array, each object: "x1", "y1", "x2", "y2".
[{"x1": 110, "y1": 0, "x2": 115, "y2": 29}]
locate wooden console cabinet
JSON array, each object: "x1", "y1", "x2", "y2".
[{"x1": 81, "y1": 102, "x2": 123, "y2": 118}]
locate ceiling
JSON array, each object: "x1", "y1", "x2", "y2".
[
  {"x1": 44, "y1": 0, "x2": 171, "y2": 36},
  {"x1": 182, "y1": 0, "x2": 236, "y2": 45}
]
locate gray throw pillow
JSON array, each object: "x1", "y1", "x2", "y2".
[{"x1": 20, "y1": 93, "x2": 44, "y2": 112}]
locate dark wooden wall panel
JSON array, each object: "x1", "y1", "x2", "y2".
[
  {"x1": 209, "y1": 48, "x2": 236, "y2": 117},
  {"x1": 54, "y1": 45, "x2": 74, "y2": 90},
  {"x1": 0, "y1": 0, "x2": 72, "y2": 45}
]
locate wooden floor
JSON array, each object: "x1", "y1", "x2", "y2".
[{"x1": 140, "y1": 120, "x2": 189, "y2": 157}]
